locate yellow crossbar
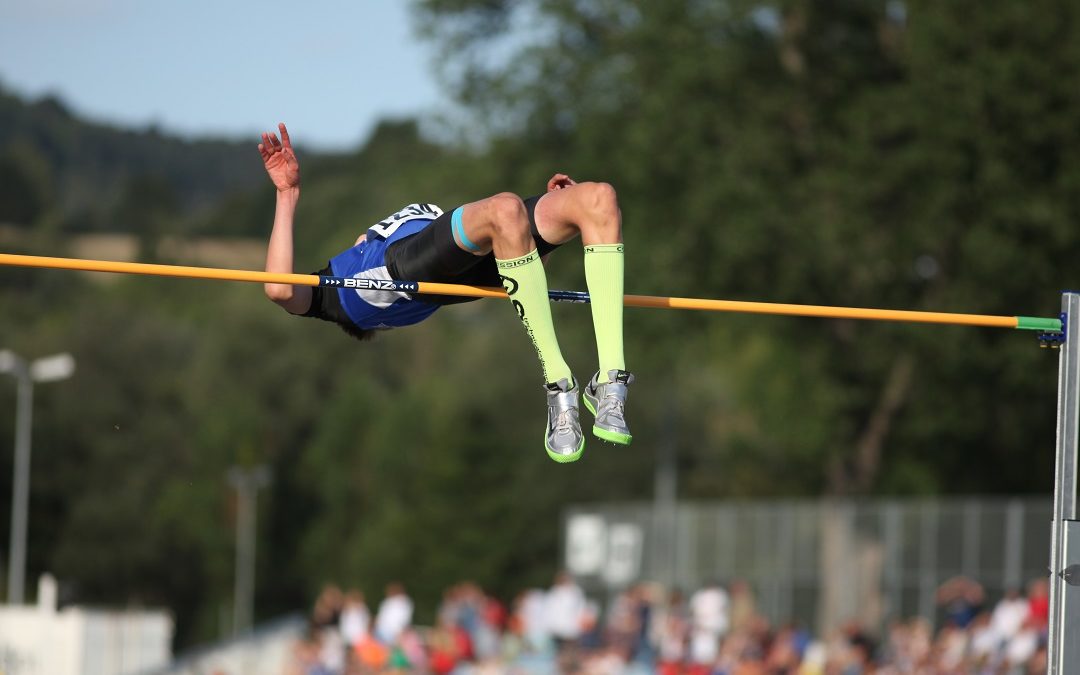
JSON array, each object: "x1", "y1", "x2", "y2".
[{"x1": 0, "y1": 252, "x2": 1048, "y2": 330}]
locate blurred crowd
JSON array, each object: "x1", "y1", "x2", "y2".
[{"x1": 287, "y1": 574, "x2": 1050, "y2": 675}]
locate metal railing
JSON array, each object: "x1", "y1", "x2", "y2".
[{"x1": 564, "y1": 497, "x2": 1051, "y2": 633}]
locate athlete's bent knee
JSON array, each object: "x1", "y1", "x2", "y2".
[
  {"x1": 578, "y1": 182, "x2": 621, "y2": 241},
  {"x1": 486, "y1": 192, "x2": 531, "y2": 239},
  {"x1": 487, "y1": 192, "x2": 528, "y2": 224},
  {"x1": 581, "y1": 182, "x2": 619, "y2": 216}
]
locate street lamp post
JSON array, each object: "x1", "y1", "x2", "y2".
[
  {"x1": 227, "y1": 465, "x2": 271, "y2": 636},
  {"x1": 0, "y1": 350, "x2": 75, "y2": 605}
]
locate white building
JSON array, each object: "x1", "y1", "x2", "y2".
[{"x1": 0, "y1": 574, "x2": 172, "y2": 675}]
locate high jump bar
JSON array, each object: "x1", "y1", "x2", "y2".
[{"x1": 0, "y1": 253, "x2": 1062, "y2": 332}]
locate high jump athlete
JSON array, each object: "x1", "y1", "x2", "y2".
[{"x1": 259, "y1": 123, "x2": 633, "y2": 463}]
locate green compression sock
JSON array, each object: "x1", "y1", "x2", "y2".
[
  {"x1": 497, "y1": 249, "x2": 574, "y2": 384},
  {"x1": 584, "y1": 244, "x2": 626, "y2": 382}
]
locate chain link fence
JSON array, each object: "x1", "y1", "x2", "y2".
[{"x1": 563, "y1": 498, "x2": 1051, "y2": 632}]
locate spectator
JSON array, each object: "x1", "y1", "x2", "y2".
[
  {"x1": 935, "y1": 575, "x2": 985, "y2": 629},
  {"x1": 934, "y1": 622, "x2": 968, "y2": 671},
  {"x1": 338, "y1": 588, "x2": 370, "y2": 649},
  {"x1": 311, "y1": 585, "x2": 345, "y2": 674},
  {"x1": 1027, "y1": 577, "x2": 1049, "y2": 629},
  {"x1": 1006, "y1": 613, "x2": 1042, "y2": 668},
  {"x1": 545, "y1": 571, "x2": 587, "y2": 647},
  {"x1": 354, "y1": 635, "x2": 390, "y2": 672},
  {"x1": 653, "y1": 588, "x2": 689, "y2": 675},
  {"x1": 578, "y1": 599, "x2": 605, "y2": 651},
  {"x1": 631, "y1": 584, "x2": 657, "y2": 664},
  {"x1": 605, "y1": 586, "x2": 640, "y2": 659},
  {"x1": 515, "y1": 588, "x2": 550, "y2": 651},
  {"x1": 287, "y1": 624, "x2": 330, "y2": 675},
  {"x1": 471, "y1": 586, "x2": 503, "y2": 661},
  {"x1": 764, "y1": 625, "x2": 804, "y2": 673},
  {"x1": 908, "y1": 617, "x2": 933, "y2": 666},
  {"x1": 688, "y1": 579, "x2": 729, "y2": 666},
  {"x1": 312, "y1": 584, "x2": 344, "y2": 630},
  {"x1": 990, "y1": 588, "x2": 1029, "y2": 644},
  {"x1": 728, "y1": 579, "x2": 757, "y2": 634},
  {"x1": 293, "y1": 576, "x2": 1052, "y2": 674},
  {"x1": 374, "y1": 582, "x2": 414, "y2": 645},
  {"x1": 397, "y1": 627, "x2": 428, "y2": 671},
  {"x1": 968, "y1": 611, "x2": 999, "y2": 661}
]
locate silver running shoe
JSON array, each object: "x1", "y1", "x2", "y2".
[
  {"x1": 583, "y1": 369, "x2": 635, "y2": 445},
  {"x1": 544, "y1": 377, "x2": 585, "y2": 463}
]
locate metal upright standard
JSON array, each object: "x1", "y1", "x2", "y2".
[{"x1": 1050, "y1": 292, "x2": 1080, "y2": 674}]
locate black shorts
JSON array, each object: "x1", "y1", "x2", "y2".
[
  {"x1": 303, "y1": 262, "x2": 350, "y2": 323},
  {"x1": 384, "y1": 194, "x2": 561, "y2": 305}
]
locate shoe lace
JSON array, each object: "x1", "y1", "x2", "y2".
[
  {"x1": 554, "y1": 408, "x2": 578, "y2": 435},
  {"x1": 604, "y1": 399, "x2": 626, "y2": 423}
]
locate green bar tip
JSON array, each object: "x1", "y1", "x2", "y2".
[{"x1": 1017, "y1": 316, "x2": 1063, "y2": 332}]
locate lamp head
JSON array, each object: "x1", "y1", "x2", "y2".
[{"x1": 30, "y1": 353, "x2": 75, "y2": 383}]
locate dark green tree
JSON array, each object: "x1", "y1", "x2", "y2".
[{"x1": 415, "y1": 0, "x2": 1080, "y2": 495}]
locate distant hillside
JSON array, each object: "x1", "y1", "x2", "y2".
[
  {"x1": 0, "y1": 82, "x2": 486, "y2": 250},
  {"x1": 0, "y1": 84, "x2": 282, "y2": 232}
]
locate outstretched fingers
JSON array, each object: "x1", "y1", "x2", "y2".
[
  {"x1": 259, "y1": 124, "x2": 296, "y2": 168},
  {"x1": 259, "y1": 130, "x2": 278, "y2": 155}
]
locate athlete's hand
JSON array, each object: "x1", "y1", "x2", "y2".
[
  {"x1": 259, "y1": 123, "x2": 300, "y2": 192},
  {"x1": 547, "y1": 173, "x2": 576, "y2": 192}
]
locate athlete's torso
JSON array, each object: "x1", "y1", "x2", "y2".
[{"x1": 330, "y1": 203, "x2": 443, "y2": 330}]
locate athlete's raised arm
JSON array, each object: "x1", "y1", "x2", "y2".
[{"x1": 260, "y1": 122, "x2": 312, "y2": 315}]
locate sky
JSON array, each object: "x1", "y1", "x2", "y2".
[{"x1": 0, "y1": 0, "x2": 446, "y2": 151}]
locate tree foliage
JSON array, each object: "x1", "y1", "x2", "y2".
[
  {"x1": 2, "y1": 0, "x2": 1080, "y2": 648},
  {"x1": 416, "y1": 0, "x2": 1080, "y2": 493}
]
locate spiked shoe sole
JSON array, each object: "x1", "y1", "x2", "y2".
[{"x1": 546, "y1": 434, "x2": 585, "y2": 463}]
